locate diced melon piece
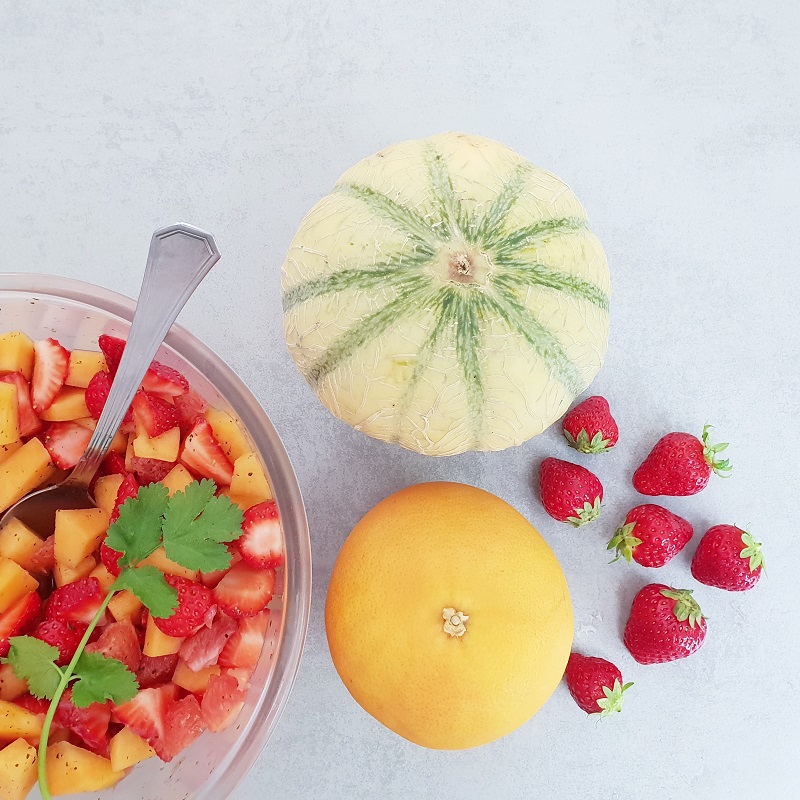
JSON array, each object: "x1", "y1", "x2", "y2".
[
  {"x1": 93, "y1": 474, "x2": 124, "y2": 519},
  {"x1": 109, "y1": 429, "x2": 128, "y2": 455},
  {"x1": 38, "y1": 387, "x2": 90, "y2": 422},
  {"x1": 0, "y1": 700, "x2": 42, "y2": 743},
  {"x1": 205, "y1": 409, "x2": 251, "y2": 462},
  {"x1": 229, "y1": 451, "x2": 273, "y2": 508},
  {"x1": 161, "y1": 464, "x2": 194, "y2": 497},
  {"x1": 0, "y1": 442, "x2": 22, "y2": 467},
  {"x1": 132, "y1": 426, "x2": 180, "y2": 462},
  {"x1": 109, "y1": 726, "x2": 155, "y2": 771},
  {"x1": 143, "y1": 614, "x2": 183, "y2": 658},
  {"x1": 141, "y1": 547, "x2": 198, "y2": 581},
  {"x1": 0, "y1": 560, "x2": 38, "y2": 614},
  {"x1": 0, "y1": 737, "x2": 37, "y2": 800},
  {"x1": 0, "y1": 384, "x2": 19, "y2": 446},
  {"x1": 108, "y1": 590, "x2": 142, "y2": 623},
  {"x1": 0, "y1": 520, "x2": 45, "y2": 573},
  {"x1": 0, "y1": 438, "x2": 56, "y2": 514},
  {"x1": 53, "y1": 555, "x2": 96, "y2": 588},
  {"x1": 89, "y1": 562, "x2": 116, "y2": 592},
  {"x1": 172, "y1": 660, "x2": 221, "y2": 694},
  {"x1": 0, "y1": 665, "x2": 28, "y2": 702},
  {"x1": 0, "y1": 332, "x2": 35, "y2": 381},
  {"x1": 46, "y1": 741, "x2": 124, "y2": 796},
  {"x1": 54, "y1": 507, "x2": 107, "y2": 569},
  {"x1": 124, "y1": 435, "x2": 136, "y2": 472},
  {"x1": 66, "y1": 350, "x2": 107, "y2": 388}
]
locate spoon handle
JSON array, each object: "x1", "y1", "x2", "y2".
[{"x1": 67, "y1": 224, "x2": 220, "y2": 488}]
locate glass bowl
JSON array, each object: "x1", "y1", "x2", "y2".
[{"x1": 0, "y1": 273, "x2": 312, "y2": 799}]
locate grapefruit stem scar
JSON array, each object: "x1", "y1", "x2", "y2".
[{"x1": 442, "y1": 608, "x2": 469, "y2": 637}]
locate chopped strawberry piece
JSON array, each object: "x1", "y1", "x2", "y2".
[
  {"x1": 98, "y1": 335, "x2": 126, "y2": 375},
  {"x1": 179, "y1": 613, "x2": 237, "y2": 672},
  {"x1": 238, "y1": 501, "x2": 283, "y2": 569},
  {"x1": 56, "y1": 689, "x2": 111, "y2": 752},
  {"x1": 100, "y1": 452, "x2": 128, "y2": 477},
  {"x1": 218, "y1": 610, "x2": 270, "y2": 672},
  {"x1": 142, "y1": 362, "x2": 189, "y2": 397},
  {"x1": 201, "y1": 672, "x2": 246, "y2": 732},
  {"x1": 26, "y1": 534, "x2": 55, "y2": 574},
  {"x1": 85, "y1": 621, "x2": 142, "y2": 672},
  {"x1": 110, "y1": 473, "x2": 139, "y2": 524},
  {"x1": 135, "y1": 653, "x2": 179, "y2": 689},
  {"x1": 0, "y1": 373, "x2": 42, "y2": 437},
  {"x1": 31, "y1": 338, "x2": 69, "y2": 413},
  {"x1": 131, "y1": 390, "x2": 180, "y2": 437},
  {"x1": 213, "y1": 564, "x2": 275, "y2": 619},
  {"x1": 100, "y1": 540, "x2": 123, "y2": 577},
  {"x1": 84, "y1": 370, "x2": 111, "y2": 419},
  {"x1": 130, "y1": 456, "x2": 175, "y2": 485},
  {"x1": 174, "y1": 389, "x2": 208, "y2": 435},
  {"x1": 201, "y1": 552, "x2": 242, "y2": 589},
  {"x1": 33, "y1": 620, "x2": 87, "y2": 666},
  {"x1": 45, "y1": 577, "x2": 106, "y2": 625},
  {"x1": 114, "y1": 683, "x2": 177, "y2": 761},
  {"x1": 224, "y1": 667, "x2": 253, "y2": 690},
  {"x1": 180, "y1": 418, "x2": 234, "y2": 486},
  {"x1": 162, "y1": 695, "x2": 206, "y2": 759},
  {"x1": 14, "y1": 694, "x2": 50, "y2": 716},
  {"x1": 43, "y1": 421, "x2": 92, "y2": 469},
  {"x1": 0, "y1": 592, "x2": 43, "y2": 658},
  {"x1": 153, "y1": 577, "x2": 214, "y2": 638}
]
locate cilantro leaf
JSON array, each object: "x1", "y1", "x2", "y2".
[
  {"x1": 70, "y1": 651, "x2": 139, "y2": 708},
  {"x1": 113, "y1": 565, "x2": 178, "y2": 619},
  {"x1": 3, "y1": 636, "x2": 62, "y2": 700},
  {"x1": 162, "y1": 480, "x2": 244, "y2": 573},
  {"x1": 106, "y1": 483, "x2": 170, "y2": 567}
]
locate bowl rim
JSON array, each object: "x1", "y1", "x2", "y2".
[{"x1": 0, "y1": 272, "x2": 312, "y2": 799}]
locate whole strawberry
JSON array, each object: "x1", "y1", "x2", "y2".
[
  {"x1": 607, "y1": 504, "x2": 693, "y2": 567},
  {"x1": 624, "y1": 583, "x2": 707, "y2": 664},
  {"x1": 691, "y1": 525, "x2": 764, "y2": 591},
  {"x1": 633, "y1": 424, "x2": 731, "y2": 496},
  {"x1": 539, "y1": 457, "x2": 603, "y2": 526},
  {"x1": 564, "y1": 652, "x2": 633, "y2": 717},
  {"x1": 562, "y1": 396, "x2": 619, "y2": 453}
]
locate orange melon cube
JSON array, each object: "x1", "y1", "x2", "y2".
[
  {"x1": 141, "y1": 547, "x2": 198, "y2": 581},
  {"x1": 109, "y1": 726, "x2": 155, "y2": 771},
  {"x1": 108, "y1": 590, "x2": 142, "y2": 623},
  {"x1": 229, "y1": 451, "x2": 272, "y2": 508},
  {"x1": 0, "y1": 737, "x2": 37, "y2": 800},
  {"x1": 93, "y1": 474, "x2": 124, "y2": 519},
  {"x1": 124, "y1": 435, "x2": 135, "y2": 472},
  {"x1": 0, "y1": 383, "x2": 19, "y2": 446},
  {"x1": 205, "y1": 409, "x2": 250, "y2": 462},
  {"x1": 0, "y1": 519, "x2": 45, "y2": 573},
  {"x1": 53, "y1": 555, "x2": 96, "y2": 588},
  {"x1": 0, "y1": 438, "x2": 56, "y2": 514},
  {"x1": 132, "y1": 426, "x2": 180, "y2": 462},
  {"x1": 54, "y1": 507, "x2": 107, "y2": 569},
  {"x1": 0, "y1": 560, "x2": 38, "y2": 614},
  {"x1": 0, "y1": 332, "x2": 35, "y2": 381},
  {"x1": 46, "y1": 741, "x2": 123, "y2": 795},
  {"x1": 143, "y1": 614, "x2": 183, "y2": 658},
  {"x1": 172, "y1": 660, "x2": 221, "y2": 694},
  {"x1": 161, "y1": 464, "x2": 194, "y2": 497},
  {"x1": 89, "y1": 563, "x2": 116, "y2": 592},
  {"x1": 66, "y1": 350, "x2": 107, "y2": 388},
  {"x1": 0, "y1": 700, "x2": 42, "y2": 743},
  {"x1": 0, "y1": 441, "x2": 22, "y2": 467},
  {"x1": 39, "y1": 387, "x2": 90, "y2": 422},
  {"x1": 0, "y1": 665, "x2": 28, "y2": 702}
]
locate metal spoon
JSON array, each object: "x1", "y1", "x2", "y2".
[{"x1": 0, "y1": 223, "x2": 220, "y2": 536}]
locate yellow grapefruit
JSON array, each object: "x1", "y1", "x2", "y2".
[{"x1": 325, "y1": 481, "x2": 573, "y2": 749}]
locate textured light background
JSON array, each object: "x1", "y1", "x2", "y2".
[{"x1": 2, "y1": 1, "x2": 798, "y2": 798}]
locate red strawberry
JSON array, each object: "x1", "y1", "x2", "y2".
[
  {"x1": 691, "y1": 525, "x2": 764, "y2": 591},
  {"x1": 98, "y1": 335, "x2": 126, "y2": 375},
  {"x1": 114, "y1": 683, "x2": 178, "y2": 761},
  {"x1": 200, "y1": 551, "x2": 242, "y2": 589},
  {"x1": 178, "y1": 613, "x2": 237, "y2": 672},
  {"x1": 154, "y1": 577, "x2": 215, "y2": 638},
  {"x1": 564, "y1": 653, "x2": 633, "y2": 716},
  {"x1": 201, "y1": 672, "x2": 246, "y2": 732},
  {"x1": 142, "y1": 362, "x2": 189, "y2": 397},
  {"x1": 633, "y1": 424, "x2": 732, "y2": 496},
  {"x1": 135, "y1": 654, "x2": 179, "y2": 689},
  {"x1": 110, "y1": 473, "x2": 139, "y2": 524},
  {"x1": 607, "y1": 504, "x2": 693, "y2": 567},
  {"x1": 31, "y1": 338, "x2": 69, "y2": 413},
  {"x1": 213, "y1": 563, "x2": 275, "y2": 618},
  {"x1": 84, "y1": 370, "x2": 112, "y2": 419},
  {"x1": 130, "y1": 456, "x2": 175, "y2": 485},
  {"x1": 33, "y1": 620, "x2": 87, "y2": 666},
  {"x1": 562, "y1": 396, "x2": 619, "y2": 453},
  {"x1": 0, "y1": 373, "x2": 42, "y2": 437},
  {"x1": 218, "y1": 610, "x2": 270, "y2": 672},
  {"x1": 180, "y1": 418, "x2": 234, "y2": 486},
  {"x1": 538, "y1": 457, "x2": 603, "y2": 526},
  {"x1": 43, "y1": 421, "x2": 92, "y2": 469},
  {"x1": 624, "y1": 584, "x2": 707, "y2": 664},
  {"x1": 14, "y1": 694, "x2": 50, "y2": 716},
  {"x1": 26, "y1": 534, "x2": 55, "y2": 574},
  {"x1": 0, "y1": 592, "x2": 42, "y2": 658},
  {"x1": 84, "y1": 621, "x2": 142, "y2": 672},
  {"x1": 100, "y1": 540, "x2": 123, "y2": 577},
  {"x1": 174, "y1": 389, "x2": 208, "y2": 435},
  {"x1": 100, "y1": 452, "x2": 128, "y2": 477},
  {"x1": 131, "y1": 390, "x2": 180, "y2": 437},
  {"x1": 55, "y1": 689, "x2": 111, "y2": 752},
  {"x1": 162, "y1": 694, "x2": 206, "y2": 759},
  {"x1": 237, "y1": 501, "x2": 283, "y2": 569},
  {"x1": 45, "y1": 577, "x2": 106, "y2": 625}
]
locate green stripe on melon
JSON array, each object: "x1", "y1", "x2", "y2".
[{"x1": 282, "y1": 132, "x2": 611, "y2": 456}]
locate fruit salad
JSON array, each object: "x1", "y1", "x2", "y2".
[{"x1": 0, "y1": 330, "x2": 283, "y2": 799}]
